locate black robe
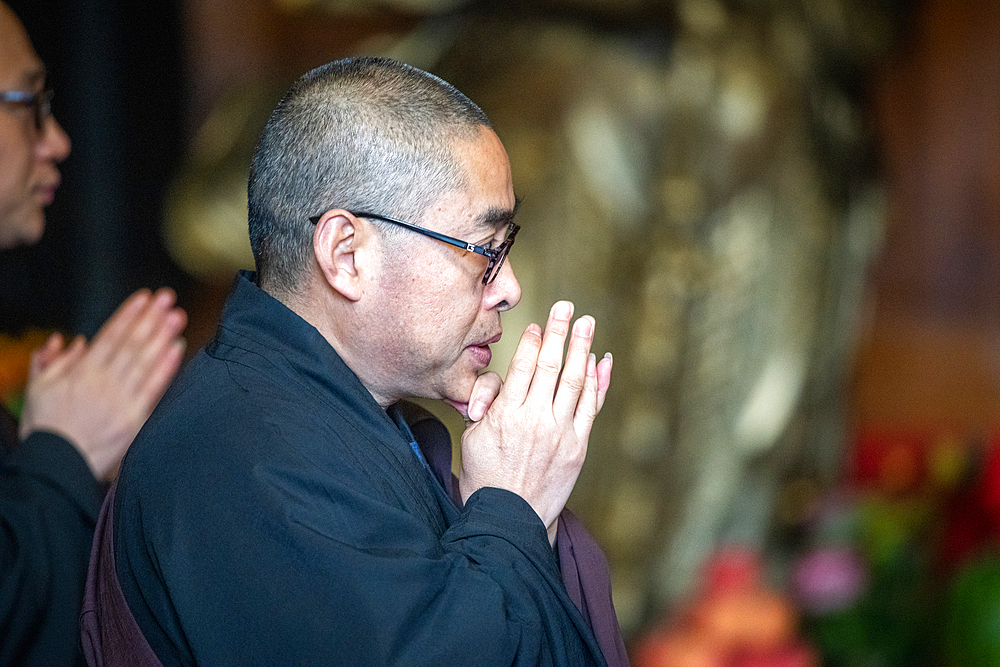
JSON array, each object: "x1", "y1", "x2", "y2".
[
  {"x1": 111, "y1": 272, "x2": 617, "y2": 666},
  {"x1": 1, "y1": 405, "x2": 102, "y2": 667}
]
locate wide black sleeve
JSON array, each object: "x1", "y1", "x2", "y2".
[
  {"x1": 119, "y1": 455, "x2": 604, "y2": 667},
  {"x1": 1, "y1": 431, "x2": 103, "y2": 667}
]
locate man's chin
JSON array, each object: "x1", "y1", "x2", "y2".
[
  {"x1": 15, "y1": 213, "x2": 46, "y2": 248},
  {"x1": 0, "y1": 215, "x2": 44, "y2": 250}
]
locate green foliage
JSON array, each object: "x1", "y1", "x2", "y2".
[{"x1": 944, "y1": 550, "x2": 1000, "y2": 667}]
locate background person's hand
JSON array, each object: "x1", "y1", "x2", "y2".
[
  {"x1": 458, "y1": 300, "x2": 612, "y2": 544},
  {"x1": 19, "y1": 287, "x2": 187, "y2": 480}
]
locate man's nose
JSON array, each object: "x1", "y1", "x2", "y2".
[
  {"x1": 485, "y1": 258, "x2": 521, "y2": 312},
  {"x1": 38, "y1": 115, "x2": 71, "y2": 162}
]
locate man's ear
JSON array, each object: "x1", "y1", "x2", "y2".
[{"x1": 313, "y1": 210, "x2": 364, "y2": 301}]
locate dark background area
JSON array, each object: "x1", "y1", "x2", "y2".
[{"x1": 0, "y1": 0, "x2": 188, "y2": 337}]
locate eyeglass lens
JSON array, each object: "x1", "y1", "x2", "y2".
[
  {"x1": 484, "y1": 252, "x2": 506, "y2": 284},
  {"x1": 483, "y1": 226, "x2": 518, "y2": 285}
]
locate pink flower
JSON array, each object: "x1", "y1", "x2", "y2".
[{"x1": 791, "y1": 546, "x2": 867, "y2": 614}]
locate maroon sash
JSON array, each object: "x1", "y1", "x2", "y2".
[{"x1": 79, "y1": 480, "x2": 162, "y2": 667}]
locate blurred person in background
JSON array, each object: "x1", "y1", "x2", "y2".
[{"x1": 0, "y1": 2, "x2": 187, "y2": 664}]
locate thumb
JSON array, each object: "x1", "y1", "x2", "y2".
[{"x1": 467, "y1": 372, "x2": 503, "y2": 422}]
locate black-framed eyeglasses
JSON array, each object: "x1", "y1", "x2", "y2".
[
  {"x1": 309, "y1": 210, "x2": 520, "y2": 285},
  {"x1": 0, "y1": 89, "x2": 53, "y2": 132}
]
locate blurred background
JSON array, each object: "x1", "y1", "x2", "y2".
[{"x1": 2, "y1": 0, "x2": 999, "y2": 664}]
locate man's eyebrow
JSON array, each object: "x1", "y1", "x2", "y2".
[{"x1": 475, "y1": 197, "x2": 522, "y2": 233}]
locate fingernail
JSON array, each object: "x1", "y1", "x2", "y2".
[
  {"x1": 155, "y1": 290, "x2": 174, "y2": 308},
  {"x1": 128, "y1": 291, "x2": 150, "y2": 310},
  {"x1": 575, "y1": 316, "x2": 593, "y2": 337},
  {"x1": 552, "y1": 301, "x2": 572, "y2": 320},
  {"x1": 604, "y1": 352, "x2": 613, "y2": 365},
  {"x1": 469, "y1": 399, "x2": 487, "y2": 422}
]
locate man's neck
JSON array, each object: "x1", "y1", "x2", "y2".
[{"x1": 275, "y1": 285, "x2": 401, "y2": 409}]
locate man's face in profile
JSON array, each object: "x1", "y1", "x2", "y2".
[
  {"x1": 0, "y1": 3, "x2": 70, "y2": 249},
  {"x1": 362, "y1": 127, "x2": 522, "y2": 414}
]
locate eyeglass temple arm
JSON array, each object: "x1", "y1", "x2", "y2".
[{"x1": 350, "y1": 211, "x2": 491, "y2": 257}]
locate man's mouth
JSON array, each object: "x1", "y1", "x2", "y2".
[
  {"x1": 480, "y1": 332, "x2": 502, "y2": 346},
  {"x1": 465, "y1": 332, "x2": 501, "y2": 368},
  {"x1": 447, "y1": 333, "x2": 503, "y2": 417},
  {"x1": 35, "y1": 176, "x2": 61, "y2": 205},
  {"x1": 465, "y1": 343, "x2": 493, "y2": 368}
]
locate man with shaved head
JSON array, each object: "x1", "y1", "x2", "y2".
[
  {"x1": 85, "y1": 57, "x2": 628, "y2": 665},
  {"x1": 0, "y1": 3, "x2": 187, "y2": 665}
]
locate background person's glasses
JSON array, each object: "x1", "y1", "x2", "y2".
[
  {"x1": 0, "y1": 89, "x2": 53, "y2": 132},
  {"x1": 309, "y1": 210, "x2": 519, "y2": 285}
]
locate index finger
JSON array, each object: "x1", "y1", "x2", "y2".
[
  {"x1": 499, "y1": 322, "x2": 542, "y2": 405},
  {"x1": 525, "y1": 300, "x2": 574, "y2": 401}
]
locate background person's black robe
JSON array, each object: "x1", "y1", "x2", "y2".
[
  {"x1": 1, "y1": 407, "x2": 102, "y2": 667},
  {"x1": 109, "y1": 272, "x2": 616, "y2": 666}
]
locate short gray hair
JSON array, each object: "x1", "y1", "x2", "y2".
[{"x1": 247, "y1": 56, "x2": 492, "y2": 295}]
